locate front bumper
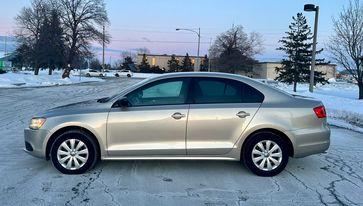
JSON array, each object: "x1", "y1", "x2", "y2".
[
  {"x1": 287, "y1": 124, "x2": 331, "y2": 158},
  {"x1": 24, "y1": 128, "x2": 49, "y2": 159}
]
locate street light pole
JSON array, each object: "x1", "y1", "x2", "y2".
[
  {"x1": 197, "y1": 28, "x2": 201, "y2": 72},
  {"x1": 176, "y1": 28, "x2": 201, "y2": 72},
  {"x1": 304, "y1": 4, "x2": 319, "y2": 93},
  {"x1": 102, "y1": 25, "x2": 105, "y2": 72}
]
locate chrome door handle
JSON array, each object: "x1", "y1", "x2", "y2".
[
  {"x1": 171, "y1": 112, "x2": 186, "y2": 120},
  {"x1": 236, "y1": 111, "x2": 250, "y2": 118}
]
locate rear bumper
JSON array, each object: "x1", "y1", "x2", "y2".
[
  {"x1": 287, "y1": 124, "x2": 330, "y2": 158},
  {"x1": 24, "y1": 128, "x2": 49, "y2": 159}
]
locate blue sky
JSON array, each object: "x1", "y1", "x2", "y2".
[{"x1": 0, "y1": 0, "x2": 351, "y2": 63}]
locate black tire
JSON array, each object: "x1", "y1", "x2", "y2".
[
  {"x1": 50, "y1": 130, "x2": 99, "y2": 174},
  {"x1": 99, "y1": 74, "x2": 103, "y2": 77},
  {"x1": 127, "y1": 74, "x2": 131, "y2": 78},
  {"x1": 242, "y1": 132, "x2": 289, "y2": 177},
  {"x1": 86, "y1": 73, "x2": 91, "y2": 77},
  {"x1": 115, "y1": 73, "x2": 119, "y2": 77}
]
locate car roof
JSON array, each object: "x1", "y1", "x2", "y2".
[{"x1": 151, "y1": 72, "x2": 248, "y2": 79}]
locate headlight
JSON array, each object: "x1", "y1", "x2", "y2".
[{"x1": 29, "y1": 117, "x2": 46, "y2": 130}]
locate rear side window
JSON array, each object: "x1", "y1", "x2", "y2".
[
  {"x1": 192, "y1": 78, "x2": 264, "y2": 104},
  {"x1": 241, "y1": 82, "x2": 264, "y2": 103}
]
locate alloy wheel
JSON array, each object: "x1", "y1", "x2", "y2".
[
  {"x1": 251, "y1": 140, "x2": 283, "y2": 171},
  {"x1": 56, "y1": 139, "x2": 89, "y2": 170}
]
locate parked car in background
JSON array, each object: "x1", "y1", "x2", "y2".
[
  {"x1": 24, "y1": 72, "x2": 330, "y2": 176},
  {"x1": 115, "y1": 69, "x2": 133, "y2": 78},
  {"x1": 83, "y1": 69, "x2": 104, "y2": 77}
]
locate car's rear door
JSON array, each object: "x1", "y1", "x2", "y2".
[
  {"x1": 107, "y1": 77, "x2": 191, "y2": 156},
  {"x1": 186, "y1": 77, "x2": 264, "y2": 155}
]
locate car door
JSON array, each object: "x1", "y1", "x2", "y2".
[
  {"x1": 186, "y1": 77, "x2": 264, "y2": 155},
  {"x1": 107, "y1": 77, "x2": 191, "y2": 156}
]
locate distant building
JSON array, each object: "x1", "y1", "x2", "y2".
[
  {"x1": 0, "y1": 54, "x2": 13, "y2": 71},
  {"x1": 136, "y1": 54, "x2": 204, "y2": 70},
  {"x1": 249, "y1": 62, "x2": 337, "y2": 80},
  {"x1": 136, "y1": 54, "x2": 337, "y2": 80}
]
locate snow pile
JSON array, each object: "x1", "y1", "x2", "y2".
[
  {"x1": 132, "y1": 73, "x2": 162, "y2": 79},
  {"x1": 0, "y1": 70, "x2": 104, "y2": 88},
  {"x1": 270, "y1": 81, "x2": 363, "y2": 132},
  {"x1": 72, "y1": 70, "x2": 162, "y2": 79}
]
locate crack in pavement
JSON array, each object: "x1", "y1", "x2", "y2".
[
  {"x1": 325, "y1": 149, "x2": 363, "y2": 184},
  {"x1": 320, "y1": 153, "x2": 361, "y2": 206},
  {"x1": 98, "y1": 175, "x2": 121, "y2": 206},
  {"x1": 65, "y1": 168, "x2": 103, "y2": 206},
  {"x1": 285, "y1": 169, "x2": 328, "y2": 206},
  {"x1": 270, "y1": 176, "x2": 281, "y2": 192}
]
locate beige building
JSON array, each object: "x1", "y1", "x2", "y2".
[
  {"x1": 136, "y1": 54, "x2": 202, "y2": 70},
  {"x1": 250, "y1": 62, "x2": 337, "y2": 80},
  {"x1": 136, "y1": 54, "x2": 337, "y2": 80}
]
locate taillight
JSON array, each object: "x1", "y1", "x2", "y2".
[{"x1": 313, "y1": 106, "x2": 326, "y2": 118}]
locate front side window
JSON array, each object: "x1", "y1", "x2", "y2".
[{"x1": 126, "y1": 78, "x2": 189, "y2": 106}]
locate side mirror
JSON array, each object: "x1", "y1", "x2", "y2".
[{"x1": 113, "y1": 98, "x2": 130, "y2": 108}]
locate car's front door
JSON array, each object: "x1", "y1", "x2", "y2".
[
  {"x1": 186, "y1": 77, "x2": 264, "y2": 155},
  {"x1": 107, "y1": 78, "x2": 191, "y2": 156}
]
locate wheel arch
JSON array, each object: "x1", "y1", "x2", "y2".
[
  {"x1": 45, "y1": 126, "x2": 101, "y2": 160},
  {"x1": 241, "y1": 128, "x2": 294, "y2": 158}
]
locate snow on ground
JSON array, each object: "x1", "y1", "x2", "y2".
[
  {"x1": 0, "y1": 78, "x2": 362, "y2": 205},
  {"x1": 0, "y1": 70, "x2": 104, "y2": 88},
  {"x1": 267, "y1": 80, "x2": 363, "y2": 132},
  {"x1": 132, "y1": 72, "x2": 161, "y2": 78}
]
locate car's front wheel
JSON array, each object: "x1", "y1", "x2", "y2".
[
  {"x1": 50, "y1": 130, "x2": 98, "y2": 174},
  {"x1": 242, "y1": 132, "x2": 289, "y2": 176}
]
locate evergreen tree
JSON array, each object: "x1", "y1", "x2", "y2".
[
  {"x1": 167, "y1": 54, "x2": 180, "y2": 72},
  {"x1": 121, "y1": 56, "x2": 135, "y2": 70},
  {"x1": 138, "y1": 54, "x2": 151, "y2": 73},
  {"x1": 276, "y1": 13, "x2": 328, "y2": 92},
  {"x1": 200, "y1": 54, "x2": 209, "y2": 71},
  {"x1": 90, "y1": 58, "x2": 102, "y2": 70},
  {"x1": 13, "y1": 43, "x2": 33, "y2": 69},
  {"x1": 180, "y1": 53, "x2": 193, "y2": 72},
  {"x1": 150, "y1": 65, "x2": 165, "y2": 74},
  {"x1": 37, "y1": 10, "x2": 66, "y2": 75}
]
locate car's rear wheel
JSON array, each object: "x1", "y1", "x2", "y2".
[
  {"x1": 242, "y1": 132, "x2": 288, "y2": 176},
  {"x1": 50, "y1": 130, "x2": 98, "y2": 174},
  {"x1": 115, "y1": 73, "x2": 119, "y2": 77},
  {"x1": 127, "y1": 74, "x2": 131, "y2": 78}
]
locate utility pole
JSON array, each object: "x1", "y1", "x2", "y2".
[
  {"x1": 102, "y1": 25, "x2": 105, "y2": 72},
  {"x1": 304, "y1": 4, "x2": 319, "y2": 93},
  {"x1": 208, "y1": 37, "x2": 212, "y2": 72},
  {"x1": 4, "y1": 34, "x2": 7, "y2": 57},
  {"x1": 196, "y1": 27, "x2": 201, "y2": 72}
]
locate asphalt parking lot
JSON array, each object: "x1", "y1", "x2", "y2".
[{"x1": 0, "y1": 78, "x2": 362, "y2": 206}]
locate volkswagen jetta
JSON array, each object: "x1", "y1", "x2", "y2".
[{"x1": 24, "y1": 72, "x2": 330, "y2": 176}]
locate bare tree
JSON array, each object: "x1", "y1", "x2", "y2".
[
  {"x1": 57, "y1": 0, "x2": 110, "y2": 78},
  {"x1": 15, "y1": 0, "x2": 50, "y2": 75},
  {"x1": 135, "y1": 47, "x2": 150, "y2": 55},
  {"x1": 209, "y1": 25, "x2": 263, "y2": 73},
  {"x1": 328, "y1": 0, "x2": 363, "y2": 99}
]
